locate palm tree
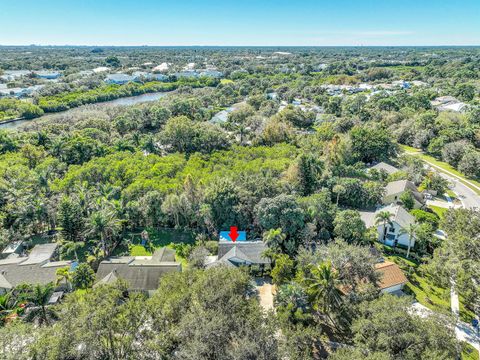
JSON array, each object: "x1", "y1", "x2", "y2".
[
  {"x1": 400, "y1": 223, "x2": 418, "y2": 258},
  {"x1": 24, "y1": 284, "x2": 57, "y2": 326},
  {"x1": 0, "y1": 292, "x2": 18, "y2": 324},
  {"x1": 375, "y1": 210, "x2": 393, "y2": 243},
  {"x1": 61, "y1": 240, "x2": 85, "y2": 262},
  {"x1": 306, "y1": 261, "x2": 343, "y2": 327},
  {"x1": 263, "y1": 228, "x2": 286, "y2": 251},
  {"x1": 56, "y1": 267, "x2": 73, "y2": 291},
  {"x1": 332, "y1": 184, "x2": 346, "y2": 206},
  {"x1": 87, "y1": 208, "x2": 122, "y2": 257}
]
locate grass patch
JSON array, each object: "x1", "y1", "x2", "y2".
[
  {"x1": 400, "y1": 144, "x2": 480, "y2": 195},
  {"x1": 120, "y1": 228, "x2": 195, "y2": 267},
  {"x1": 386, "y1": 254, "x2": 451, "y2": 316},
  {"x1": 220, "y1": 79, "x2": 234, "y2": 84},
  {"x1": 462, "y1": 342, "x2": 479, "y2": 360},
  {"x1": 429, "y1": 205, "x2": 448, "y2": 218},
  {"x1": 446, "y1": 189, "x2": 457, "y2": 200}
]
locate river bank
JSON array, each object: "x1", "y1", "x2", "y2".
[{"x1": 0, "y1": 91, "x2": 169, "y2": 130}]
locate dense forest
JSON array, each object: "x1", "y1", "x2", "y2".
[{"x1": 0, "y1": 46, "x2": 479, "y2": 359}]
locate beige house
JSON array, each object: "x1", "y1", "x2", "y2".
[{"x1": 383, "y1": 180, "x2": 424, "y2": 209}]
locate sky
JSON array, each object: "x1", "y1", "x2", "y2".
[{"x1": 1, "y1": 0, "x2": 479, "y2": 46}]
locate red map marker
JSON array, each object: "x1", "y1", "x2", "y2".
[{"x1": 229, "y1": 226, "x2": 239, "y2": 242}]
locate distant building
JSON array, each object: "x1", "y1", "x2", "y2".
[
  {"x1": 92, "y1": 66, "x2": 110, "y2": 73},
  {"x1": 199, "y1": 70, "x2": 223, "y2": 78},
  {"x1": 152, "y1": 63, "x2": 170, "y2": 73},
  {"x1": 0, "y1": 243, "x2": 72, "y2": 294},
  {"x1": 0, "y1": 70, "x2": 32, "y2": 81},
  {"x1": 431, "y1": 96, "x2": 469, "y2": 113},
  {"x1": 105, "y1": 73, "x2": 136, "y2": 85},
  {"x1": 35, "y1": 71, "x2": 61, "y2": 80},
  {"x1": 174, "y1": 70, "x2": 200, "y2": 79},
  {"x1": 95, "y1": 247, "x2": 181, "y2": 295}
]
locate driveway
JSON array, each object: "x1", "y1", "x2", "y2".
[{"x1": 255, "y1": 277, "x2": 274, "y2": 311}]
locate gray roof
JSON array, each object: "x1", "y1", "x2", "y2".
[
  {"x1": 152, "y1": 247, "x2": 176, "y2": 262},
  {"x1": 105, "y1": 73, "x2": 136, "y2": 83},
  {"x1": 20, "y1": 243, "x2": 58, "y2": 265},
  {"x1": 370, "y1": 162, "x2": 399, "y2": 175},
  {"x1": 95, "y1": 249, "x2": 181, "y2": 292},
  {"x1": 0, "y1": 243, "x2": 71, "y2": 288},
  {"x1": 215, "y1": 241, "x2": 270, "y2": 266},
  {"x1": 385, "y1": 180, "x2": 424, "y2": 204},
  {"x1": 362, "y1": 204, "x2": 415, "y2": 229},
  {"x1": 0, "y1": 273, "x2": 12, "y2": 289}
]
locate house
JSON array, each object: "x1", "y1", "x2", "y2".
[
  {"x1": 0, "y1": 241, "x2": 24, "y2": 259},
  {"x1": 0, "y1": 70, "x2": 32, "y2": 81},
  {"x1": 174, "y1": 71, "x2": 200, "y2": 79},
  {"x1": 383, "y1": 179, "x2": 424, "y2": 209},
  {"x1": 95, "y1": 247, "x2": 181, "y2": 295},
  {"x1": 152, "y1": 63, "x2": 170, "y2": 73},
  {"x1": 369, "y1": 162, "x2": 400, "y2": 175},
  {"x1": 92, "y1": 66, "x2": 109, "y2": 73},
  {"x1": 199, "y1": 70, "x2": 223, "y2": 78},
  {"x1": 0, "y1": 243, "x2": 72, "y2": 294},
  {"x1": 375, "y1": 261, "x2": 408, "y2": 294},
  {"x1": 132, "y1": 72, "x2": 168, "y2": 82},
  {"x1": 207, "y1": 240, "x2": 271, "y2": 269},
  {"x1": 105, "y1": 73, "x2": 136, "y2": 85},
  {"x1": 431, "y1": 96, "x2": 469, "y2": 113},
  {"x1": 35, "y1": 71, "x2": 61, "y2": 80},
  {"x1": 360, "y1": 204, "x2": 416, "y2": 248}
]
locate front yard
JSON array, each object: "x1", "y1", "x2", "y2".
[{"x1": 386, "y1": 252, "x2": 475, "y2": 323}]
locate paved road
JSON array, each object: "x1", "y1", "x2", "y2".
[
  {"x1": 414, "y1": 154, "x2": 480, "y2": 352},
  {"x1": 419, "y1": 159, "x2": 480, "y2": 209}
]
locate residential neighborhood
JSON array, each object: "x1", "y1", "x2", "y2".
[{"x1": 0, "y1": 2, "x2": 480, "y2": 357}]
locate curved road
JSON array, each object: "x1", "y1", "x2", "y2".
[{"x1": 421, "y1": 158, "x2": 480, "y2": 353}]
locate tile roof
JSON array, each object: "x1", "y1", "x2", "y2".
[{"x1": 375, "y1": 261, "x2": 408, "y2": 290}]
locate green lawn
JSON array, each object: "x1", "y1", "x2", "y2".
[
  {"x1": 123, "y1": 228, "x2": 195, "y2": 267},
  {"x1": 386, "y1": 253, "x2": 475, "y2": 322},
  {"x1": 462, "y1": 342, "x2": 479, "y2": 360},
  {"x1": 429, "y1": 205, "x2": 448, "y2": 218},
  {"x1": 400, "y1": 144, "x2": 480, "y2": 195}
]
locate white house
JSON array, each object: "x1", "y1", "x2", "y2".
[{"x1": 360, "y1": 204, "x2": 416, "y2": 249}]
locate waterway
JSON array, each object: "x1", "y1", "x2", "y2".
[{"x1": 0, "y1": 91, "x2": 168, "y2": 130}]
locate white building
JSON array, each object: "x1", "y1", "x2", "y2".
[{"x1": 360, "y1": 204, "x2": 416, "y2": 249}]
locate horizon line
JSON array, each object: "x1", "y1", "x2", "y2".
[{"x1": 1, "y1": 44, "x2": 480, "y2": 48}]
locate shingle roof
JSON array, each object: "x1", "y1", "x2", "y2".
[
  {"x1": 0, "y1": 273, "x2": 12, "y2": 289},
  {"x1": 361, "y1": 204, "x2": 415, "y2": 230},
  {"x1": 152, "y1": 247, "x2": 176, "y2": 262},
  {"x1": 370, "y1": 162, "x2": 399, "y2": 175},
  {"x1": 375, "y1": 261, "x2": 408, "y2": 290},
  {"x1": 19, "y1": 243, "x2": 57, "y2": 265},
  {"x1": 95, "y1": 250, "x2": 181, "y2": 292},
  {"x1": 385, "y1": 180, "x2": 424, "y2": 204},
  {"x1": 0, "y1": 243, "x2": 72, "y2": 289},
  {"x1": 216, "y1": 241, "x2": 270, "y2": 265}
]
